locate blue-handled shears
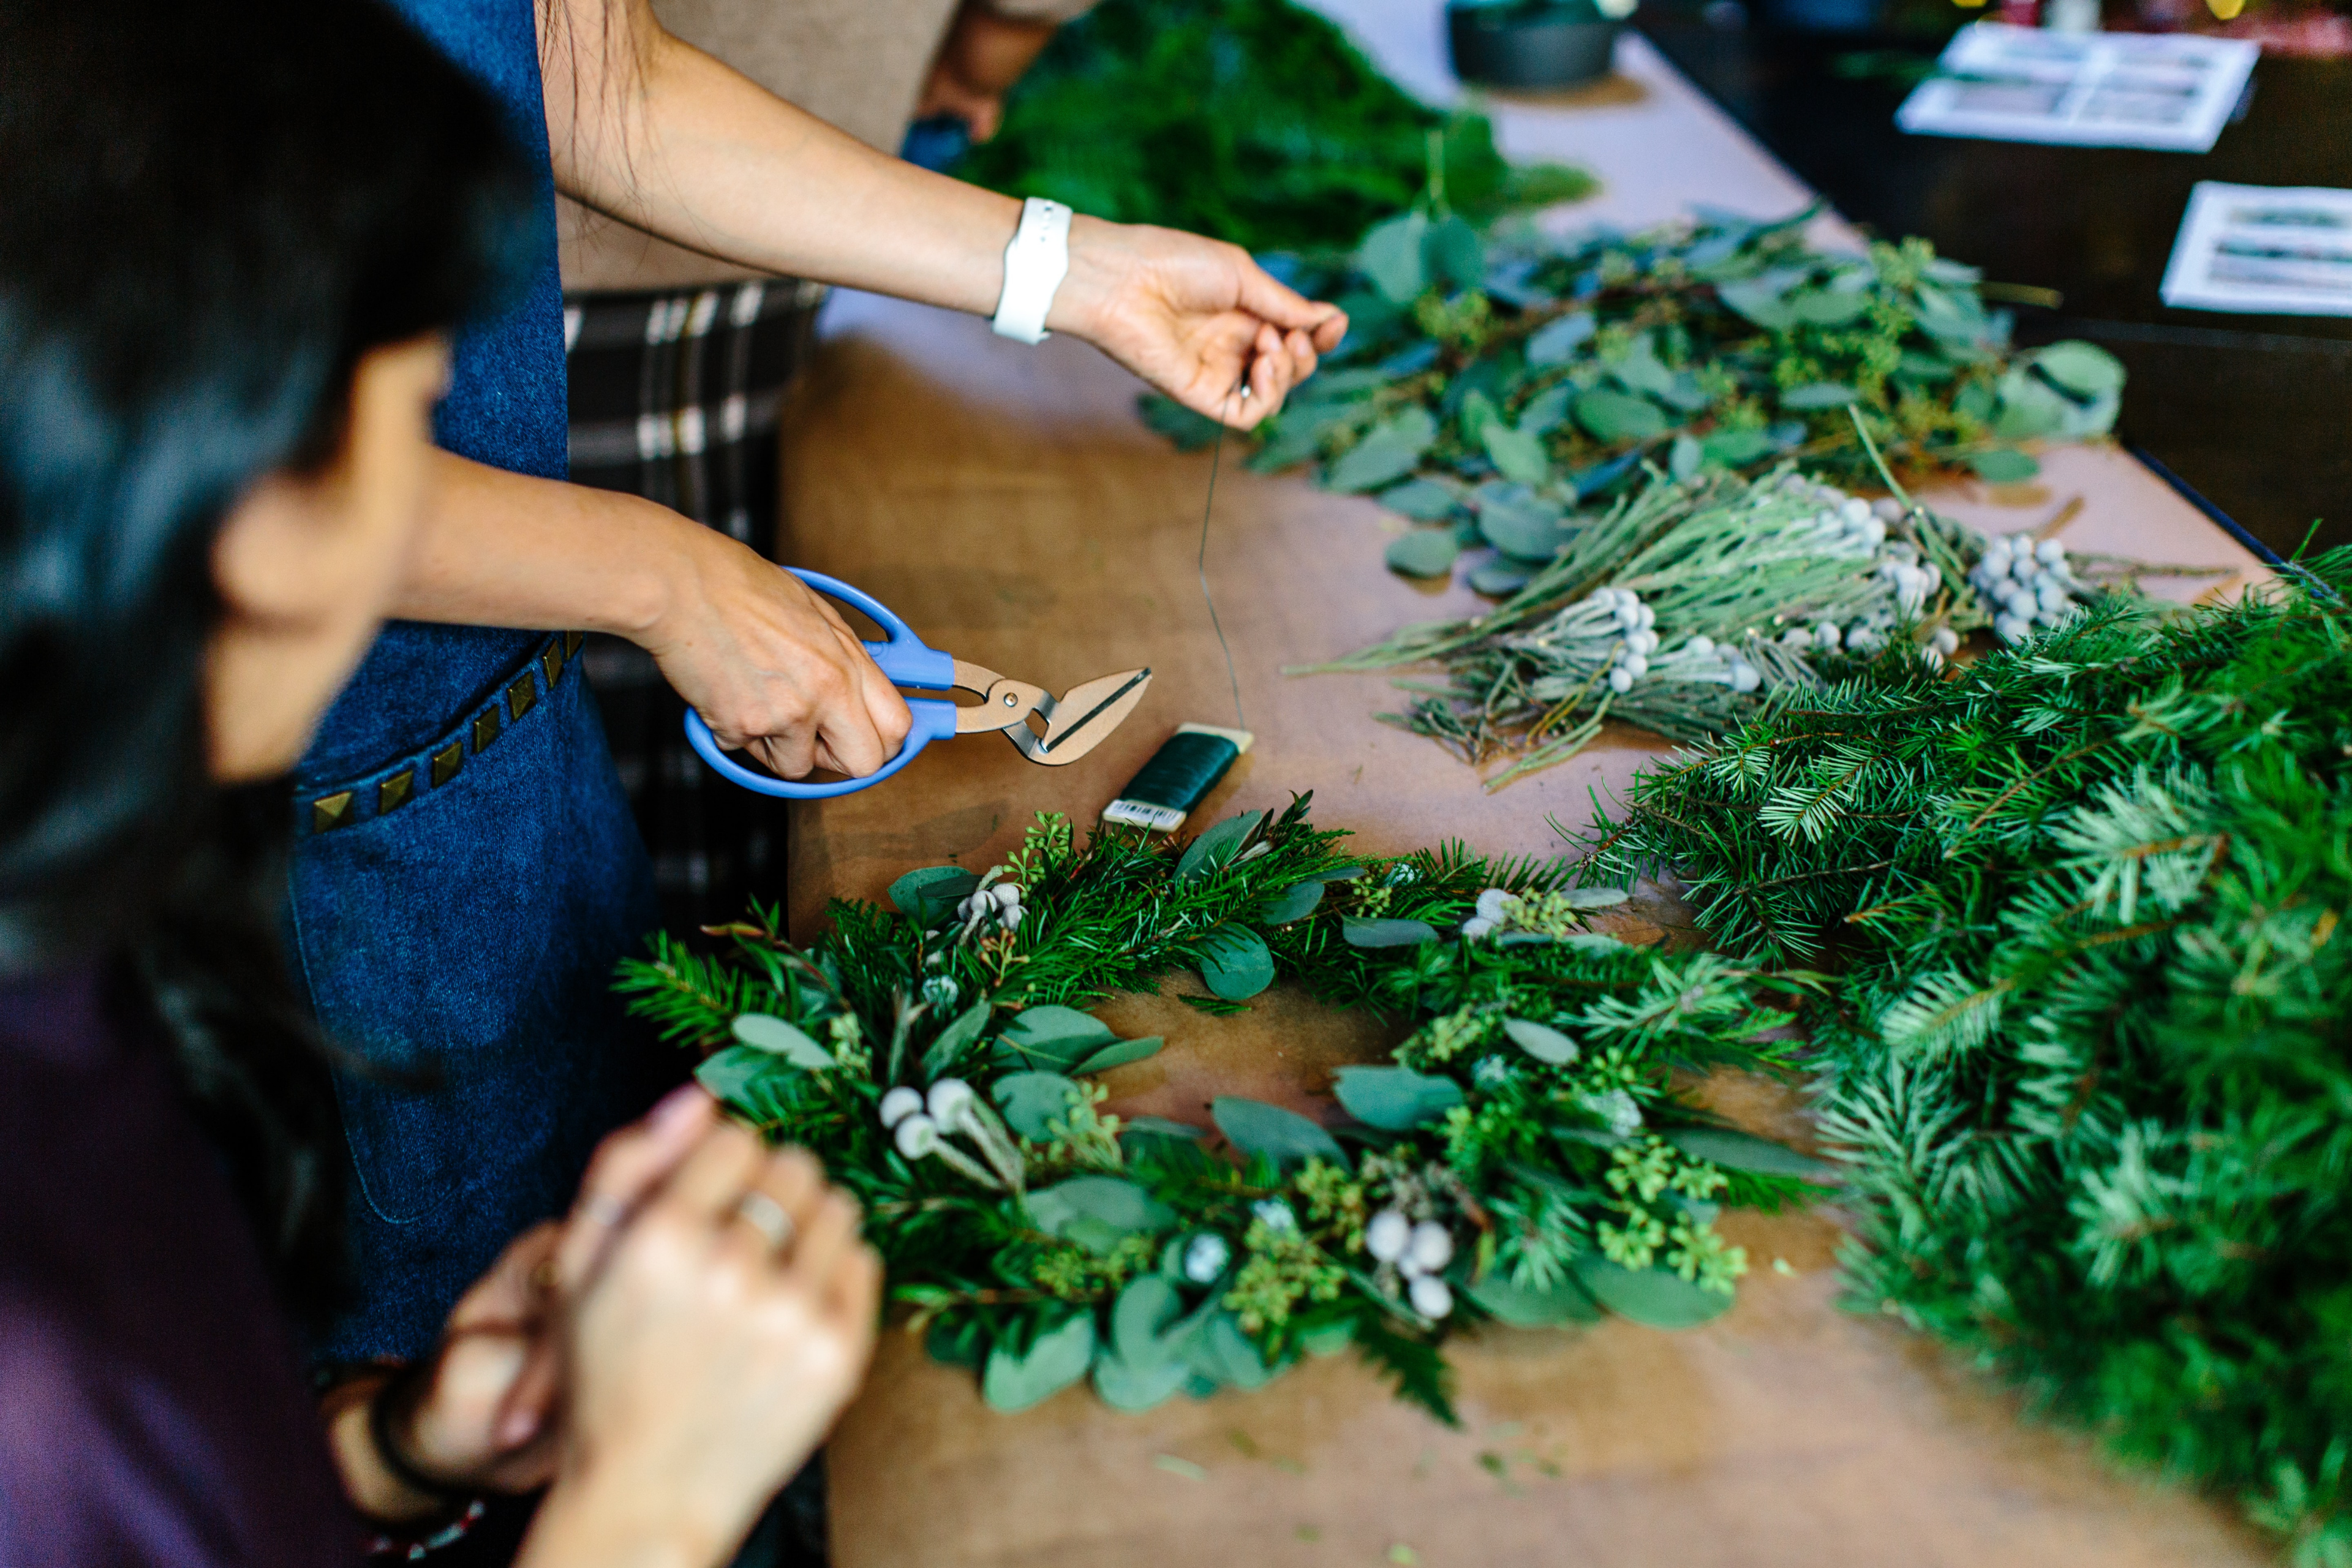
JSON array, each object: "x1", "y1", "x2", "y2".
[{"x1": 685, "y1": 569, "x2": 1154, "y2": 799}]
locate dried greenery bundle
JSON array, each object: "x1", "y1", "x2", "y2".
[
  {"x1": 616, "y1": 800, "x2": 1825, "y2": 1422},
  {"x1": 955, "y1": 0, "x2": 1593, "y2": 253},
  {"x1": 1148, "y1": 208, "x2": 2125, "y2": 584},
  {"x1": 1301, "y1": 458, "x2": 2138, "y2": 786},
  {"x1": 1585, "y1": 559, "x2": 2352, "y2": 1560}
]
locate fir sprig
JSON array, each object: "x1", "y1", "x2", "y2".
[{"x1": 1588, "y1": 552, "x2": 2352, "y2": 1557}]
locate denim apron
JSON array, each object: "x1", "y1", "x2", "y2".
[{"x1": 290, "y1": 0, "x2": 662, "y2": 1362}]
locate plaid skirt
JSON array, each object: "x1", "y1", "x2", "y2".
[{"x1": 563, "y1": 278, "x2": 826, "y2": 929}]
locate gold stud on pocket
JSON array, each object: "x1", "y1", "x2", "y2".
[
  {"x1": 377, "y1": 769, "x2": 415, "y2": 815},
  {"x1": 564, "y1": 629, "x2": 584, "y2": 659},
  {"x1": 472, "y1": 707, "x2": 501, "y2": 753},
  {"x1": 540, "y1": 642, "x2": 563, "y2": 688},
  {"x1": 311, "y1": 791, "x2": 355, "y2": 834},
  {"x1": 507, "y1": 673, "x2": 537, "y2": 722},
  {"x1": 431, "y1": 742, "x2": 463, "y2": 788}
]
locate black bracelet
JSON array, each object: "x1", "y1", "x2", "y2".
[{"x1": 366, "y1": 1361, "x2": 475, "y2": 1509}]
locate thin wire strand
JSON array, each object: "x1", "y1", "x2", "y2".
[{"x1": 1199, "y1": 385, "x2": 1246, "y2": 731}]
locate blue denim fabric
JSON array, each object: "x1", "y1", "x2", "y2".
[
  {"x1": 293, "y1": 658, "x2": 659, "y2": 1362},
  {"x1": 292, "y1": 0, "x2": 667, "y2": 1360}
]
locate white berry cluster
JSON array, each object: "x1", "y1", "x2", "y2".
[
  {"x1": 878, "y1": 1077, "x2": 1025, "y2": 1190},
  {"x1": 1365, "y1": 1208, "x2": 1457, "y2": 1319},
  {"x1": 1590, "y1": 587, "x2": 1657, "y2": 695},
  {"x1": 954, "y1": 880, "x2": 1023, "y2": 938},
  {"x1": 1969, "y1": 532, "x2": 2087, "y2": 646}
]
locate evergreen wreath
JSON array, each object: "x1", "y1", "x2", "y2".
[
  {"x1": 617, "y1": 796, "x2": 1827, "y2": 1422},
  {"x1": 1586, "y1": 556, "x2": 2352, "y2": 1560}
]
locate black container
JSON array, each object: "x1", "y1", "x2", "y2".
[{"x1": 1446, "y1": 4, "x2": 1623, "y2": 89}]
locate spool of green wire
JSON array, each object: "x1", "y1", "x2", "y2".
[{"x1": 1101, "y1": 724, "x2": 1253, "y2": 832}]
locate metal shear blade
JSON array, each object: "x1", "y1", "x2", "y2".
[{"x1": 953, "y1": 660, "x2": 1153, "y2": 765}]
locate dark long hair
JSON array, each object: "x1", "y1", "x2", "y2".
[{"x1": 0, "y1": 0, "x2": 539, "y2": 1317}]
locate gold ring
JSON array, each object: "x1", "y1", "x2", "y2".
[{"x1": 733, "y1": 1190, "x2": 794, "y2": 1253}]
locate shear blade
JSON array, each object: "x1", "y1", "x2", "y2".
[{"x1": 1014, "y1": 667, "x2": 1152, "y2": 764}]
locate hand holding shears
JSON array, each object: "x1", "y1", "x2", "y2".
[{"x1": 685, "y1": 570, "x2": 1152, "y2": 799}]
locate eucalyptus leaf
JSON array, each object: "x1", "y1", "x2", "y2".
[
  {"x1": 1199, "y1": 925, "x2": 1276, "y2": 1001},
  {"x1": 1478, "y1": 497, "x2": 1564, "y2": 559},
  {"x1": 982, "y1": 1314, "x2": 1096, "y2": 1413},
  {"x1": 1517, "y1": 383, "x2": 1574, "y2": 432},
  {"x1": 887, "y1": 865, "x2": 980, "y2": 925},
  {"x1": 1566, "y1": 886, "x2": 1629, "y2": 909},
  {"x1": 1457, "y1": 389, "x2": 1503, "y2": 446},
  {"x1": 1991, "y1": 368, "x2": 2072, "y2": 441},
  {"x1": 1482, "y1": 421, "x2": 1551, "y2": 488},
  {"x1": 1183, "y1": 1310, "x2": 1280, "y2": 1390},
  {"x1": 1027, "y1": 1176, "x2": 1177, "y2": 1249},
  {"x1": 1502, "y1": 1017, "x2": 1580, "y2": 1065},
  {"x1": 1664, "y1": 1126, "x2": 1839, "y2": 1183},
  {"x1": 1469, "y1": 561, "x2": 1529, "y2": 596},
  {"x1": 1791, "y1": 289, "x2": 1873, "y2": 328},
  {"x1": 1071, "y1": 1035, "x2": 1166, "y2": 1076},
  {"x1": 2029, "y1": 339, "x2": 2125, "y2": 398},
  {"x1": 1699, "y1": 428, "x2": 1774, "y2": 467},
  {"x1": 1779, "y1": 382, "x2": 1860, "y2": 410},
  {"x1": 998, "y1": 1005, "x2": 1118, "y2": 1069},
  {"x1": 1212, "y1": 1096, "x2": 1347, "y2": 1168},
  {"x1": 1572, "y1": 1257, "x2": 1734, "y2": 1329},
  {"x1": 1424, "y1": 213, "x2": 1485, "y2": 293},
  {"x1": 1966, "y1": 447, "x2": 2040, "y2": 484},
  {"x1": 1608, "y1": 335, "x2": 1678, "y2": 399},
  {"x1": 1525, "y1": 311, "x2": 1596, "y2": 365},
  {"x1": 1668, "y1": 433, "x2": 1702, "y2": 482},
  {"x1": 1355, "y1": 210, "x2": 1430, "y2": 306},
  {"x1": 993, "y1": 1071, "x2": 1082, "y2": 1140},
  {"x1": 1326, "y1": 408, "x2": 1439, "y2": 493},
  {"x1": 1332, "y1": 1064, "x2": 1464, "y2": 1129},
  {"x1": 731, "y1": 1014, "x2": 835, "y2": 1069},
  {"x1": 693, "y1": 1044, "x2": 783, "y2": 1107},
  {"x1": 1573, "y1": 389, "x2": 1669, "y2": 444},
  {"x1": 1341, "y1": 916, "x2": 1439, "y2": 948},
  {"x1": 922, "y1": 998, "x2": 993, "y2": 1080},
  {"x1": 1094, "y1": 1351, "x2": 1191, "y2": 1412},
  {"x1": 1464, "y1": 1272, "x2": 1602, "y2": 1327},
  {"x1": 1120, "y1": 1115, "x2": 1206, "y2": 1145},
  {"x1": 1176, "y1": 810, "x2": 1264, "y2": 882},
  {"x1": 1378, "y1": 478, "x2": 1460, "y2": 522},
  {"x1": 1714, "y1": 276, "x2": 1798, "y2": 332},
  {"x1": 1111, "y1": 1276, "x2": 1185, "y2": 1364},
  {"x1": 1254, "y1": 879, "x2": 1325, "y2": 925},
  {"x1": 1558, "y1": 931, "x2": 1632, "y2": 953}
]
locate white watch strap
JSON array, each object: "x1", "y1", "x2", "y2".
[{"x1": 990, "y1": 197, "x2": 1072, "y2": 345}]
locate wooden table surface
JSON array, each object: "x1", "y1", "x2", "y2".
[{"x1": 766, "y1": 17, "x2": 2271, "y2": 1565}]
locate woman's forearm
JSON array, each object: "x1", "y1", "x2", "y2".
[
  {"x1": 543, "y1": 1, "x2": 1021, "y2": 315},
  {"x1": 391, "y1": 451, "x2": 692, "y2": 637}
]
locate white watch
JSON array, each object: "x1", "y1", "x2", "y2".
[{"x1": 990, "y1": 197, "x2": 1072, "y2": 345}]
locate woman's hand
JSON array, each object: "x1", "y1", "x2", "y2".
[
  {"x1": 641, "y1": 520, "x2": 914, "y2": 781},
  {"x1": 516, "y1": 1095, "x2": 883, "y2": 1568},
  {"x1": 1052, "y1": 217, "x2": 1349, "y2": 428},
  {"x1": 322, "y1": 1226, "x2": 568, "y2": 1522}
]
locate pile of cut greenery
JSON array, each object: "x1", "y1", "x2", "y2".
[
  {"x1": 1587, "y1": 559, "x2": 2352, "y2": 1561},
  {"x1": 1302, "y1": 449, "x2": 2179, "y2": 787},
  {"x1": 955, "y1": 0, "x2": 1593, "y2": 252},
  {"x1": 1148, "y1": 206, "x2": 2124, "y2": 585},
  {"x1": 618, "y1": 800, "x2": 1828, "y2": 1422}
]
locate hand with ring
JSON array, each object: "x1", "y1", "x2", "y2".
[{"x1": 507, "y1": 1088, "x2": 882, "y2": 1568}]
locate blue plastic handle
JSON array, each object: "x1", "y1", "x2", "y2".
[{"x1": 684, "y1": 568, "x2": 961, "y2": 799}]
